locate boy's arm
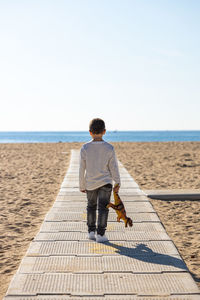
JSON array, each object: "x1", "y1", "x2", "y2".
[
  {"x1": 108, "y1": 149, "x2": 121, "y2": 190},
  {"x1": 79, "y1": 147, "x2": 86, "y2": 192}
]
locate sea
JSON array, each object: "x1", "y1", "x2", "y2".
[{"x1": 0, "y1": 131, "x2": 200, "y2": 143}]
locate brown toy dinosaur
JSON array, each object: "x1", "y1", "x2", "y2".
[{"x1": 107, "y1": 184, "x2": 133, "y2": 227}]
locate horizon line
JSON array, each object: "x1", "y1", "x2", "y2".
[{"x1": 1, "y1": 130, "x2": 200, "y2": 132}]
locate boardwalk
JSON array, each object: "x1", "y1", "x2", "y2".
[{"x1": 4, "y1": 150, "x2": 200, "y2": 299}]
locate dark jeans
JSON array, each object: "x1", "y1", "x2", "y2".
[{"x1": 86, "y1": 183, "x2": 112, "y2": 236}]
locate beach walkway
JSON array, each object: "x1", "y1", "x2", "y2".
[{"x1": 4, "y1": 150, "x2": 200, "y2": 299}]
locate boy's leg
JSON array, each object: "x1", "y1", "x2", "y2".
[
  {"x1": 86, "y1": 189, "x2": 98, "y2": 233},
  {"x1": 97, "y1": 184, "x2": 112, "y2": 236}
]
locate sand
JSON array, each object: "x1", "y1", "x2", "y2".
[
  {"x1": 0, "y1": 142, "x2": 200, "y2": 298},
  {"x1": 114, "y1": 142, "x2": 200, "y2": 288},
  {"x1": 0, "y1": 143, "x2": 80, "y2": 299}
]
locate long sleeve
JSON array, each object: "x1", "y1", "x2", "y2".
[
  {"x1": 108, "y1": 149, "x2": 121, "y2": 186},
  {"x1": 79, "y1": 147, "x2": 86, "y2": 191}
]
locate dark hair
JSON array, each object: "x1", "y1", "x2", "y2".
[{"x1": 89, "y1": 118, "x2": 105, "y2": 134}]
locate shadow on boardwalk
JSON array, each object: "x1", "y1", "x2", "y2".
[{"x1": 104, "y1": 241, "x2": 188, "y2": 271}]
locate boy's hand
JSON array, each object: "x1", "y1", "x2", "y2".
[
  {"x1": 113, "y1": 184, "x2": 120, "y2": 193},
  {"x1": 81, "y1": 190, "x2": 86, "y2": 193}
]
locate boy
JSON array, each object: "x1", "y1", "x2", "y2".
[{"x1": 79, "y1": 118, "x2": 121, "y2": 243}]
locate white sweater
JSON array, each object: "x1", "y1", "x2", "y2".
[{"x1": 79, "y1": 140, "x2": 121, "y2": 191}]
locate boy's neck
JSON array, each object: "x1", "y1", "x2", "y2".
[
  {"x1": 92, "y1": 137, "x2": 104, "y2": 141},
  {"x1": 90, "y1": 130, "x2": 105, "y2": 141}
]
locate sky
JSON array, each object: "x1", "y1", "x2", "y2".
[{"x1": 0, "y1": 0, "x2": 200, "y2": 131}]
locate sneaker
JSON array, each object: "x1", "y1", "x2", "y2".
[
  {"x1": 88, "y1": 231, "x2": 96, "y2": 240},
  {"x1": 96, "y1": 234, "x2": 108, "y2": 243}
]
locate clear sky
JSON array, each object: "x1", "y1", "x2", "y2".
[{"x1": 0, "y1": 0, "x2": 200, "y2": 131}]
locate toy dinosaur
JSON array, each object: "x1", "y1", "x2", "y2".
[{"x1": 107, "y1": 184, "x2": 133, "y2": 227}]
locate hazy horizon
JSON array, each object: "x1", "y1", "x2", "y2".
[{"x1": 1, "y1": 130, "x2": 200, "y2": 132}]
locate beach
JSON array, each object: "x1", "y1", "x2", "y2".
[
  {"x1": 114, "y1": 142, "x2": 200, "y2": 288},
  {"x1": 0, "y1": 142, "x2": 200, "y2": 298}
]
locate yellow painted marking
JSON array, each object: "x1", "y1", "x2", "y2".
[
  {"x1": 107, "y1": 224, "x2": 115, "y2": 230},
  {"x1": 82, "y1": 213, "x2": 87, "y2": 220},
  {"x1": 89, "y1": 242, "x2": 123, "y2": 254}
]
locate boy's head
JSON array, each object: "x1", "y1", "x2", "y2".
[{"x1": 89, "y1": 118, "x2": 106, "y2": 135}]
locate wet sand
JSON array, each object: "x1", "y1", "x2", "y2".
[{"x1": 0, "y1": 142, "x2": 200, "y2": 298}]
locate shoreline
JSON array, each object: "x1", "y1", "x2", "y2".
[{"x1": 0, "y1": 142, "x2": 199, "y2": 298}]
